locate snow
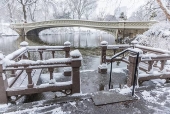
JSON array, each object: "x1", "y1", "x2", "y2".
[
  {"x1": 119, "y1": 85, "x2": 131, "y2": 95},
  {"x1": 38, "y1": 81, "x2": 72, "y2": 88},
  {"x1": 139, "y1": 72, "x2": 170, "y2": 77},
  {"x1": 7, "y1": 77, "x2": 15, "y2": 84},
  {"x1": 69, "y1": 102, "x2": 77, "y2": 107},
  {"x1": 0, "y1": 24, "x2": 18, "y2": 35},
  {"x1": 70, "y1": 49, "x2": 82, "y2": 57},
  {"x1": 151, "y1": 79, "x2": 166, "y2": 86},
  {"x1": 135, "y1": 22, "x2": 170, "y2": 51},
  {"x1": 71, "y1": 93, "x2": 87, "y2": 96},
  {"x1": 5, "y1": 47, "x2": 27, "y2": 60},
  {"x1": 2, "y1": 73, "x2": 6, "y2": 80},
  {"x1": 136, "y1": 44, "x2": 170, "y2": 54},
  {"x1": 49, "y1": 79, "x2": 56, "y2": 84},
  {"x1": 98, "y1": 63, "x2": 107, "y2": 69},
  {"x1": 141, "y1": 90, "x2": 157, "y2": 103},
  {"x1": 51, "y1": 107, "x2": 70, "y2": 114},
  {"x1": 4, "y1": 58, "x2": 71, "y2": 67},
  {"x1": 80, "y1": 70, "x2": 95, "y2": 72},
  {"x1": 63, "y1": 67, "x2": 72, "y2": 71},
  {"x1": 28, "y1": 46, "x2": 65, "y2": 51},
  {"x1": 112, "y1": 68, "x2": 125, "y2": 73},
  {"x1": 0, "y1": 52, "x2": 4, "y2": 60},
  {"x1": 127, "y1": 48, "x2": 143, "y2": 54},
  {"x1": 40, "y1": 73, "x2": 65, "y2": 83},
  {"x1": 141, "y1": 53, "x2": 157, "y2": 61},
  {"x1": 64, "y1": 41, "x2": 71, "y2": 46},
  {"x1": 20, "y1": 41, "x2": 29, "y2": 46},
  {"x1": 3, "y1": 105, "x2": 70, "y2": 114},
  {"x1": 131, "y1": 39, "x2": 139, "y2": 44},
  {"x1": 101, "y1": 41, "x2": 108, "y2": 45},
  {"x1": 166, "y1": 60, "x2": 170, "y2": 65},
  {"x1": 107, "y1": 44, "x2": 131, "y2": 49}
]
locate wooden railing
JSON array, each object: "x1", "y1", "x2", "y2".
[
  {"x1": 0, "y1": 41, "x2": 82, "y2": 104},
  {"x1": 99, "y1": 41, "x2": 170, "y2": 87}
]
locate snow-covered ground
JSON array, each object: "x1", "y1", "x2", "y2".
[{"x1": 0, "y1": 23, "x2": 18, "y2": 35}]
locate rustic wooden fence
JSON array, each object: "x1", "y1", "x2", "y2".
[
  {"x1": 99, "y1": 41, "x2": 170, "y2": 87},
  {"x1": 0, "y1": 41, "x2": 82, "y2": 104}
]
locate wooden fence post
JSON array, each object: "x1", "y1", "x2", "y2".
[
  {"x1": 0, "y1": 53, "x2": 8, "y2": 103},
  {"x1": 98, "y1": 41, "x2": 108, "y2": 73},
  {"x1": 26, "y1": 69, "x2": 34, "y2": 88},
  {"x1": 64, "y1": 41, "x2": 71, "y2": 76},
  {"x1": 127, "y1": 53, "x2": 141, "y2": 87},
  {"x1": 64, "y1": 41, "x2": 71, "y2": 58},
  {"x1": 48, "y1": 68, "x2": 54, "y2": 80},
  {"x1": 70, "y1": 50, "x2": 81, "y2": 94},
  {"x1": 39, "y1": 51, "x2": 43, "y2": 60}
]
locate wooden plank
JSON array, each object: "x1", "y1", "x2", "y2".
[{"x1": 6, "y1": 84, "x2": 72, "y2": 96}]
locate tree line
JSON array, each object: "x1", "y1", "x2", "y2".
[{"x1": 1, "y1": 0, "x2": 170, "y2": 23}]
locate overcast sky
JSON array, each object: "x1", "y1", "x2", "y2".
[{"x1": 97, "y1": 0, "x2": 147, "y2": 17}]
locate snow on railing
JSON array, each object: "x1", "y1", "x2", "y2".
[
  {"x1": 107, "y1": 44, "x2": 133, "y2": 49},
  {"x1": 5, "y1": 58, "x2": 71, "y2": 67},
  {"x1": 5, "y1": 47, "x2": 28, "y2": 60},
  {"x1": 136, "y1": 44, "x2": 170, "y2": 54},
  {"x1": 28, "y1": 46, "x2": 65, "y2": 51}
]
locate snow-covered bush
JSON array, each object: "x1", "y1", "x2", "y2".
[{"x1": 135, "y1": 22, "x2": 170, "y2": 50}]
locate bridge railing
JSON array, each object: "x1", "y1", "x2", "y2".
[
  {"x1": 0, "y1": 41, "x2": 82, "y2": 104},
  {"x1": 99, "y1": 41, "x2": 170, "y2": 87}
]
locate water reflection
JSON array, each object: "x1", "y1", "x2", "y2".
[
  {"x1": 38, "y1": 32, "x2": 115, "y2": 48},
  {"x1": 0, "y1": 32, "x2": 115, "y2": 55},
  {"x1": 0, "y1": 36, "x2": 19, "y2": 55}
]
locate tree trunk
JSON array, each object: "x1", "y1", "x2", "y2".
[
  {"x1": 156, "y1": 0, "x2": 170, "y2": 21},
  {"x1": 23, "y1": 5, "x2": 27, "y2": 23}
]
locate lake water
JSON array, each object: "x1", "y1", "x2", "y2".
[
  {"x1": 0, "y1": 32, "x2": 127, "y2": 71},
  {"x1": 0, "y1": 32, "x2": 115, "y2": 55}
]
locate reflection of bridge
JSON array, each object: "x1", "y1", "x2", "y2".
[{"x1": 10, "y1": 19, "x2": 157, "y2": 38}]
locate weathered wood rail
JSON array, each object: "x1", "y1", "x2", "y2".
[
  {"x1": 99, "y1": 41, "x2": 170, "y2": 87},
  {"x1": 0, "y1": 41, "x2": 82, "y2": 104}
]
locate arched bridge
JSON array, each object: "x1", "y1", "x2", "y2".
[{"x1": 10, "y1": 19, "x2": 157, "y2": 38}]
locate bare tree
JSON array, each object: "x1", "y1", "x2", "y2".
[
  {"x1": 67, "y1": 0, "x2": 97, "y2": 19},
  {"x1": 156, "y1": 0, "x2": 170, "y2": 21},
  {"x1": 28, "y1": 0, "x2": 38, "y2": 22},
  {"x1": 7, "y1": 0, "x2": 16, "y2": 22},
  {"x1": 16, "y1": 0, "x2": 37, "y2": 23}
]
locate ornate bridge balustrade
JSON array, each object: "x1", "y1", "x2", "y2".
[
  {"x1": 10, "y1": 19, "x2": 157, "y2": 38},
  {"x1": 0, "y1": 41, "x2": 82, "y2": 104},
  {"x1": 99, "y1": 41, "x2": 170, "y2": 87}
]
